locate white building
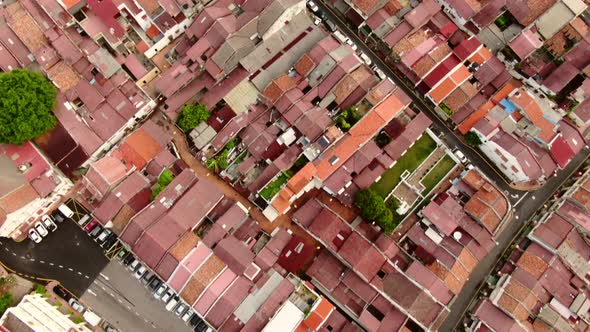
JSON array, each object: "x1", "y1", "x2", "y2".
[{"x1": 0, "y1": 294, "x2": 92, "y2": 332}]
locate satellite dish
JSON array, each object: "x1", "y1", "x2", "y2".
[{"x1": 453, "y1": 231, "x2": 462, "y2": 241}]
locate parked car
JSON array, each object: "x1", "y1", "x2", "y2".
[
  {"x1": 306, "y1": 0, "x2": 318, "y2": 12},
  {"x1": 141, "y1": 271, "x2": 154, "y2": 285},
  {"x1": 58, "y1": 204, "x2": 74, "y2": 218},
  {"x1": 84, "y1": 219, "x2": 99, "y2": 233},
  {"x1": 190, "y1": 314, "x2": 203, "y2": 327},
  {"x1": 313, "y1": 17, "x2": 321, "y2": 25},
  {"x1": 28, "y1": 229, "x2": 42, "y2": 243},
  {"x1": 194, "y1": 320, "x2": 209, "y2": 332},
  {"x1": 148, "y1": 277, "x2": 161, "y2": 291},
  {"x1": 77, "y1": 214, "x2": 91, "y2": 227},
  {"x1": 165, "y1": 296, "x2": 179, "y2": 311},
  {"x1": 117, "y1": 249, "x2": 129, "y2": 261},
  {"x1": 89, "y1": 225, "x2": 103, "y2": 239},
  {"x1": 53, "y1": 285, "x2": 71, "y2": 301},
  {"x1": 41, "y1": 215, "x2": 57, "y2": 232},
  {"x1": 154, "y1": 284, "x2": 168, "y2": 300},
  {"x1": 101, "y1": 321, "x2": 118, "y2": 332},
  {"x1": 96, "y1": 229, "x2": 112, "y2": 244},
  {"x1": 34, "y1": 222, "x2": 48, "y2": 237},
  {"x1": 128, "y1": 259, "x2": 140, "y2": 272},
  {"x1": 68, "y1": 298, "x2": 85, "y2": 313},
  {"x1": 101, "y1": 234, "x2": 118, "y2": 249},
  {"x1": 453, "y1": 149, "x2": 468, "y2": 164},
  {"x1": 134, "y1": 265, "x2": 147, "y2": 279},
  {"x1": 122, "y1": 254, "x2": 135, "y2": 266},
  {"x1": 161, "y1": 289, "x2": 175, "y2": 303},
  {"x1": 175, "y1": 303, "x2": 188, "y2": 317},
  {"x1": 182, "y1": 309, "x2": 194, "y2": 322},
  {"x1": 345, "y1": 38, "x2": 357, "y2": 51},
  {"x1": 51, "y1": 210, "x2": 65, "y2": 223},
  {"x1": 359, "y1": 52, "x2": 372, "y2": 65}
]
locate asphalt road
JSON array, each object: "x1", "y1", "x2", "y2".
[
  {"x1": 81, "y1": 261, "x2": 191, "y2": 332},
  {"x1": 0, "y1": 219, "x2": 108, "y2": 295},
  {"x1": 313, "y1": 2, "x2": 590, "y2": 330}
]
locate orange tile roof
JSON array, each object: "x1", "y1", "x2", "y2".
[
  {"x1": 7, "y1": 2, "x2": 48, "y2": 53},
  {"x1": 458, "y1": 101, "x2": 493, "y2": 134},
  {"x1": 146, "y1": 25, "x2": 162, "y2": 39},
  {"x1": 46, "y1": 61, "x2": 81, "y2": 92},
  {"x1": 510, "y1": 88, "x2": 557, "y2": 142},
  {"x1": 0, "y1": 183, "x2": 39, "y2": 214},
  {"x1": 263, "y1": 75, "x2": 296, "y2": 104},
  {"x1": 122, "y1": 128, "x2": 163, "y2": 169},
  {"x1": 301, "y1": 297, "x2": 334, "y2": 330},
  {"x1": 294, "y1": 54, "x2": 315, "y2": 76},
  {"x1": 61, "y1": 0, "x2": 83, "y2": 9},
  {"x1": 468, "y1": 47, "x2": 492, "y2": 65},
  {"x1": 516, "y1": 250, "x2": 548, "y2": 279},
  {"x1": 136, "y1": 40, "x2": 150, "y2": 54},
  {"x1": 450, "y1": 66, "x2": 471, "y2": 85},
  {"x1": 491, "y1": 79, "x2": 521, "y2": 104},
  {"x1": 429, "y1": 77, "x2": 456, "y2": 103}
]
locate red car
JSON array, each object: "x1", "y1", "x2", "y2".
[{"x1": 84, "y1": 219, "x2": 99, "y2": 233}]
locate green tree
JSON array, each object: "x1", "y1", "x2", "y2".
[
  {"x1": 150, "y1": 169, "x2": 174, "y2": 200},
  {"x1": 177, "y1": 103, "x2": 210, "y2": 132},
  {"x1": 465, "y1": 131, "x2": 483, "y2": 147},
  {"x1": 355, "y1": 189, "x2": 397, "y2": 234},
  {"x1": 0, "y1": 69, "x2": 57, "y2": 144},
  {"x1": 207, "y1": 157, "x2": 221, "y2": 173},
  {"x1": 0, "y1": 292, "x2": 12, "y2": 316}
]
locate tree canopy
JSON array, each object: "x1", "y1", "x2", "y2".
[
  {"x1": 177, "y1": 103, "x2": 210, "y2": 132},
  {"x1": 0, "y1": 292, "x2": 12, "y2": 316},
  {"x1": 354, "y1": 189, "x2": 396, "y2": 234},
  {"x1": 465, "y1": 131, "x2": 483, "y2": 147},
  {"x1": 0, "y1": 69, "x2": 57, "y2": 145}
]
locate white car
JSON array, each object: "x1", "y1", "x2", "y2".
[
  {"x1": 68, "y1": 299, "x2": 85, "y2": 314},
  {"x1": 134, "y1": 265, "x2": 146, "y2": 279},
  {"x1": 313, "y1": 17, "x2": 321, "y2": 25},
  {"x1": 182, "y1": 309, "x2": 194, "y2": 322},
  {"x1": 161, "y1": 289, "x2": 175, "y2": 303},
  {"x1": 374, "y1": 67, "x2": 386, "y2": 80},
  {"x1": 359, "y1": 52, "x2": 372, "y2": 65},
  {"x1": 345, "y1": 39, "x2": 357, "y2": 51},
  {"x1": 154, "y1": 284, "x2": 168, "y2": 300},
  {"x1": 307, "y1": 0, "x2": 319, "y2": 12},
  {"x1": 28, "y1": 229, "x2": 42, "y2": 243},
  {"x1": 34, "y1": 222, "x2": 48, "y2": 237},
  {"x1": 41, "y1": 215, "x2": 57, "y2": 232},
  {"x1": 175, "y1": 303, "x2": 188, "y2": 317},
  {"x1": 454, "y1": 149, "x2": 468, "y2": 164}
]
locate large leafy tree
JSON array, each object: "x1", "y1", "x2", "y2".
[
  {"x1": 177, "y1": 103, "x2": 210, "y2": 132},
  {"x1": 465, "y1": 131, "x2": 483, "y2": 147},
  {"x1": 0, "y1": 69, "x2": 57, "y2": 145},
  {"x1": 355, "y1": 189, "x2": 396, "y2": 234}
]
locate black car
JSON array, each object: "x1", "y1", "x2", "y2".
[
  {"x1": 53, "y1": 285, "x2": 71, "y2": 301},
  {"x1": 190, "y1": 314, "x2": 203, "y2": 327},
  {"x1": 51, "y1": 210, "x2": 65, "y2": 223},
  {"x1": 195, "y1": 321, "x2": 208, "y2": 332},
  {"x1": 148, "y1": 277, "x2": 161, "y2": 291},
  {"x1": 122, "y1": 254, "x2": 135, "y2": 266},
  {"x1": 101, "y1": 234, "x2": 118, "y2": 250}
]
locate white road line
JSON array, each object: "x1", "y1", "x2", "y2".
[
  {"x1": 68, "y1": 268, "x2": 73, "y2": 272},
  {"x1": 100, "y1": 287, "x2": 106, "y2": 291},
  {"x1": 135, "y1": 312, "x2": 140, "y2": 316},
  {"x1": 4, "y1": 248, "x2": 8, "y2": 251},
  {"x1": 514, "y1": 192, "x2": 529, "y2": 207},
  {"x1": 49, "y1": 263, "x2": 54, "y2": 266},
  {"x1": 39, "y1": 260, "x2": 45, "y2": 264},
  {"x1": 84, "y1": 275, "x2": 90, "y2": 279},
  {"x1": 126, "y1": 306, "x2": 132, "y2": 310},
  {"x1": 117, "y1": 299, "x2": 123, "y2": 303},
  {"x1": 11, "y1": 253, "x2": 16, "y2": 256},
  {"x1": 87, "y1": 289, "x2": 97, "y2": 296},
  {"x1": 109, "y1": 293, "x2": 115, "y2": 298},
  {"x1": 20, "y1": 256, "x2": 25, "y2": 259},
  {"x1": 29, "y1": 258, "x2": 35, "y2": 262},
  {"x1": 77, "y1": 272, "x2": 82, "y2": 275},
  {"x1": 58, "y1": 265, "x2": 63, "y2": 268},
  {"x1": 99, "y1": 273, "x2": 110, "y2": 280}
]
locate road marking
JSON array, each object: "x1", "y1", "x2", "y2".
[
  {"x1": 110, "y1": 293, "x2": 115, "y2": 298},
  {"x1": 4, "y1": 248, "x2": 8, "y2": 251},
  {"x1": 135, "y1": 312, "x2": 140, "y2": 316},
  {"x1": 127, "y1": 305, "x2": 132, "y2": 310},
  {"x1": 40, "y1": 260, "x2": 45, "y2": 264},
  {"x1": 117, "y1": 299, "x2": 123, "y2": 303},
  {"x1": 59, "y1": 265, "x2": 63, "y2": 268},
  {"x1": 20, "y1": 256, "x2": 25, "y2": 259},
  {"x1": 99, "y1": 273, "x2": 110, "y2": 280},
  {"x1": 84, "y1": 275, "x2": 89, "y2": 279},
  {"x1": 11, "y1": 253, "x2": 16, "y2": 256},
  {"x1": 49, "y1": 263, "x2": 54, "y2": 266},
  {"x1": 87, "y1": 289, "x2": 97, "y2": 296},
  {"x1": 77, "y1": 272, "x2": 82, "y2": 275},
  {"x1": 514, "y1": 192, "x2": 529, "y2": 207},
  {"x1": 29, "y1": 258, "x2": 35, "y2": 262},
  {"x1": 68, "y1": 268, "x2": 73, "y2": 272}
]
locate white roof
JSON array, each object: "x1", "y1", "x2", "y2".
[{"x1": 262, "y1": 301, "x2": 304, "y2": 332}]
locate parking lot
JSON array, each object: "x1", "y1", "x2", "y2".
[
  {"x1": 81, "y1": 260, "x2": 192, "y2": 332},
  {"x1": 0, "y1": 216, "x2": 109, "y2": 295}
]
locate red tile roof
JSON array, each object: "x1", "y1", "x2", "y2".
[
  {"x1": 338, "y1": 232, "x2": 386, "y2": 281},
  {"x1": 550, "y1": 136, "x2": 575, "y2": 168}
]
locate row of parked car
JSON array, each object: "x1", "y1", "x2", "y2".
[
  {"x1": 27, "y1": 206, "x2": 66, "y2": 243},
  {"x1": 119, "y1": 251, "x2": 211, "y2": 332},
  {"x1": 76, "y1": 214, "x2": 118, "y2": 250}
]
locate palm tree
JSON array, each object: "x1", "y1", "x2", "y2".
[{"x1": 207, "y1": 158, "x2": 221, "y2": 173}]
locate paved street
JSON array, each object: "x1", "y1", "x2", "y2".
[
  {"x1": 0, "y1": 219, "x2": 108, "y2": 295},
  {"x1": 81, "y1": 261, "x2": 191, "y2": 332},
  {"x1": 313, "y1": 1, "x2": 590, "y2": 330}
]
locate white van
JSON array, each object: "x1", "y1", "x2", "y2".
[
  {"x1": 58, "y1": 204, "x2": 74, "y2": 218},
  {"x1": 333, "y1": 30, "x2": 347, "y2": 44},
  {"x1": 165, "y1": 297, "x2": 179, "y2": 311}
]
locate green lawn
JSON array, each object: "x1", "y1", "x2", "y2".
[
  {"x1": 259, "y1": 171, "x2": 292, "y2": 200},
  {"x1": 372, "y1": 134, "x2": 437, "y2": 197},
  {"x1": 421, "y1": 154, "x2": 456, "y2": 194}
]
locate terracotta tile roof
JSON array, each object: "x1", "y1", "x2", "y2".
[
  {"x1": 516, "y1": 250, "x2": 548, "y2": 279},
  {"x1": 46, "y1": 61, "x2": 81, "y2": 92},
  {"x1": 294, "y1": 54, "x2": 316, "y2": 76},
  {"x1": 301, "y1": 297, "x2": 334, "y2": 331},
  {"x1": 6, "y1": 2, "x2": 47, "y2": 53},
  {"x1": 146, "y1": 25, "x2": 162, "y2": 40},
  {"x1": 333, "y1": 66, "x2": 373, "y2": 104},
  {"x1": 352, "y1": 0, "x2": 383, "y2": 16},
  {"x1": 119, "y1": 128, "x2": 163, "y2": 170},
  {"x1": 510, "y1": 88, "x2": 557, "y2": 143},
  {"x1": 179, "y1": 255, "x2": 226, "y2": 304},
  {"x1": 0, "y1": 183, "x2": 39, "y2": 213},
  {"x1": 134, "y1": 0, "x2": 161, "y2": 15},
  {"x1": 497, "y1": 294, "x2": 530, "y2": 321},
  {"x1": 168, "y1": 232, "x2": 199, "y2": 261},
  {"x1": 262, "y1": 74, "x2": 296, "y2": 105}
]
